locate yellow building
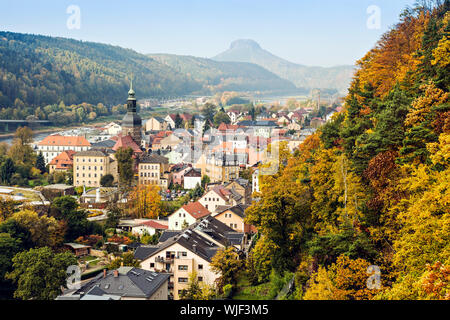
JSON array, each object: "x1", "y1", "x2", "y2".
[
  {"x1": 138, "y1": 154, "x2": 170, "y2": 188},
  {"x1": 195, "y1": 153, "x2": 242, "y2": 183},
  {"x1": 73, "y1": 150, "x2": 117, "y2": 188}
]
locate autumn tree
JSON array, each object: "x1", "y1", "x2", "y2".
[
  {"x1": 127, "y1": 185, "x2": 161, "y2": 219},
  {"x1": 115, "y1": 147, "x2": 134, "y2": 188},
  {"x1": 210, "y1": 247, "x2": 243, "y2": 292}
]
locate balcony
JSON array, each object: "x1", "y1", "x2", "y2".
[{"x1": 155, "y1": 256, "x2": 174, "y2": 263}]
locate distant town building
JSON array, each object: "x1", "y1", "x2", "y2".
[
  {"x1": 73, "y1": 150, "x2": 117, "y2": 188},
  {"x1": 37, "y1": 135, "x2": 91, "y2": 164},
  {"x1": 138, "y1": 154, "x2": 170, "y2": 188},
  {"x1": 48, "y1": 150, "x2": 76, "y2": 174}
]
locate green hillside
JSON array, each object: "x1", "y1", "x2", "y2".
[{"x1": 0, "y1": 31, "x2": 201, "y2": 109}]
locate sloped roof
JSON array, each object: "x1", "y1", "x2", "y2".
[
  {"x1": 38, "y1": 134, "x2": 91, "y2": 147},
  {"x1": 181, "y1": 201, "x2": 210, "y2": 219},
  {"x1": 138, "y1": 220, "x2": 168, "y2": 230},
  {"x1": 48, "y1": 150, "x2": 76, "y2": 168},
  {"x1": 112, "y1": 135, "x2": 142, "y2": 153}
]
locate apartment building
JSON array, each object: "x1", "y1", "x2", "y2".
[
  {"x1": 48, "y1": 150, "x2": 76, "y2": 174},
  {"x1": 73, "y1": 150, "x2": 117, "y2": 188},
  {"x1": 138, "y1": 154, "x2": 170, "y2": 188},
  {"x1": 135, "y1": 216, "x2": 244, "y2": 300},
  {"x1": 37, "y1": 135, "x2": 91, "y2": 164}
]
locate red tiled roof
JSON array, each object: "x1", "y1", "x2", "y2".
[
  {"x1": 218, "y1": 123, "x2": 244, "y2": 131},
  {"x1": 182, "y1": 202, "x2": 210, "y2": 219},
  {"x1": 38, "y1": 135, "x2": 91, "y2": 147},
  {"x1": 112, "y1": 135, "x2": 142, "y2": 153},
  {"x1": 48, "y1": 150, "x2": 76, "y2": 169},
  {"x1": 139, "y1": 220, "x2": 168, "y2": 230}
]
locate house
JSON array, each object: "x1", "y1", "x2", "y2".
[
  {"x1": 138, "y1": 153, "x2": 170, "y2": 188},
  {"x1": 170, "y1": 164, "x2": 192, "y2": 186},
  {"x1": 48, "y1": 150, "x2": 76, "y2": 174},
  {"x1": 168, "y1": 201, "x2": 210, "y2": 230},
  {"x1": 103, "y1": 122, "x2": 122, "y2": 135},
  {"x1": 56, "y1": 267, "x2": 170, "y2": 300},
  {"x1": 195, "y1": 153, "x2": 243, "y2": 183},
  {"x1": 132, "y1": 220, "x2": 169, "y2": 236},
  {"x1": 37, "y1": 135, "x2": 91, "y2": 164},
  {"x1": 158, "y1": 134, "x2": 182, "y2": 151},
  {"x1": 198, "y1": 185, "x2": 242, "y2": 212},
  {"x1": 224, "y1": 178, "x2": 252, "y2": 205},
  {"x1": 213, "y1": 204, "x2": 256, "y2": 234},
  {"x1": 73, "y1": 150, "x2": 118, "y2": 188},
  {"x1": 145, "y1": 117, "x2": 168, "y2": 132},
  {"x1": 237, "y1": 120, "x2": 278, "y2": 138},
  {"x1": 64, "y1": 243, "x2": 91, "y2": 257},
  {"x1": 164, "y1": 114, "x2": 176, "y2": 129},
  {"x1": 135, "y1": 216, "x2": 244, "y2": 300},
  {"x1": 183, "y1": 168, "x2": 202, "y2": 190}
]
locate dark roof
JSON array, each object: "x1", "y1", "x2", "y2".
[
  {"x1": 215, "y1": 204, "x2": 248, "y2": 219},
  {"x1": 158, "y1": 230, "x2": 181, "y2": 243},
  {"x1": 237, "y1": 120, "x2": 278, "y2": 127},
  {"x1": 91, "y1": 139, "x2": 117, "y2": 149},
  {"x1": 74, "y1": 150, "x2": 108, "y2": 157},
  {"x1": 140, "y1": 153, "x2": 169, "y2": 164},
  {"x1": 184, "y1": 167, "x2": 201, "y2": 178},
  {"x1": 73, "y1": 267, "x2": 169, "y2": 299},
  {"x1": 193, "y1": 216, "x2": 245, "y2": 247},
  {"x1": 134, "y1": 246, "x2": 160, "y2": 261}
]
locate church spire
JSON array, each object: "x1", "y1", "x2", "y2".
[{"x1": 128, "y1": 77, "x2": 135, "y2": 100}]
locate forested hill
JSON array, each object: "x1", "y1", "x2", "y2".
[
  {"x1": 0, "y1": 31, "x2": 204, "y2": 108},
  {"x1": 148, "y1": 53, "x2": 298, "y2": 93},
  {"x1": 0, "y1": 32, "x2": 301, "y2": 114},
  {"x1": 246, "y1": 2, "x2": 449, "y2": 300}
]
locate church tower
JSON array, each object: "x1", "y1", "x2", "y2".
[{"x1": 121, "y1": 80, "x2": 142, "y2": 144}]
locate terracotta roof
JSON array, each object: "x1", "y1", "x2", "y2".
[
  {"x1": 139, "y1": 220, "x2": 168, "y2": 230},
  {"x1": 218, "y1": 123, "x2": 244, "y2": 131},
  {"x1": 113, "y1": 135, "x2": 143, "y2": 153},
  {"x1": 49, "y1": 150, "x2": 76, "y2": 169},
  {"x1": 38, "y1": 135, "x2": 91, "y2": 147},
  {"x1": 182, "y1": 202, "x2": 210, "y2": 219}
]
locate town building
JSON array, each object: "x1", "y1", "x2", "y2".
[
  {"x1": 48, "y1": 150, "x2": 76, "y2": 174},
  {"x1": 138, "y1": 153, "x2": 170, "y2": 188},
  {"x1": 57, "y1": 267, "x2": 170, "y2": 300},
  {"x1": 37, "y1": 135, "x2": 91, "y2": 164},
  {"x1": 135, "y1": 216, "x2": 244, "y2": 300},
  {"x1": 213, "y1": 204, "x2": 256, "y2": 234},
  {"x1": 183, "y1": 168, "x2": 202, "y2": 190},
  {"x1": 145, "y1": 117, "x2": 168, "y2": 132},
  {"x1": 73, "y1": 150, "x2": 117, "y2": 188},
  {"x1": 168, "y1": 201, "x2": 210, "y2": 230}
]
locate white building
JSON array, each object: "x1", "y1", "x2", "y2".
[
  {"x1": 103, "y1": 122, "x2": 122, "y2": 135},
  {"x1": 37, "y1": 135, "x2": 91, "y2": 164},
  {"x1": 183, "y1": 168, "x2": 202, "y2": 190},
  {"x1": 252, "y1": 169, "x2": 260, "y2": 193},
  {"x1": 168, "y1": 202, "x2": 210, "y2": 230}
]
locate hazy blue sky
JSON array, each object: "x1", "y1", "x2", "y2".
[{"x1": 0, "y1": 0, "x2": 417, "y2": 67}]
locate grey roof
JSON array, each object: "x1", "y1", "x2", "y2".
[
  {"x1": 91, "y1": 139, "x2": 117, "y2": 149},
  {"x1": 73, "y1": 267, "x2": 169, "y2": 299},
  {"x1": 193, "y1": 216, "x2": 245, "y2": 248},
  {"x1": 215, "y1": 203, "x2": 248, "y2": 219},
  {"x1": 74, "y1": 150, "x2": 108, "y2": 157},
  {"x1": 238, "y1": 120, "x2": 277, "y2": 127},
  {"x1": 158, "y1": 230, "x2": 181, "y2": 243},
  {"x1": 134, "y1": 245, "x2": 160, "y2": 261},
  {"x1": 140, "y1": 153, "x2": 169, "y2": 164}
]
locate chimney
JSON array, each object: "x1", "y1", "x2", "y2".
[
  {"x1": 113, "y1": 270, "x2": 119, "y2": 278},
  {"x1": 103, "y1": 269, "x2": 107, "y2": 278},
  {"x1": 192, "y1": 244, "x2": 197, "y2": 253}
]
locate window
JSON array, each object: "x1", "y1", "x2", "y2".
[
  {"x1": 198, "y1": 264, "x2": 203, "y2": 270},
  {"x1": 178, "y1": 265, "x2": 188, "y2": 271},
  {"x1": 178, "y1": 277, "x2": 188, "y2": 283},
  {"x1": 198, "y1": 277, "x2": 203, "y2": 282},
  {"x1": 150, "y1": 263, "x2": 155, "y2": 268}
]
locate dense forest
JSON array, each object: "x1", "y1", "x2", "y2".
[
  {"x1": 0, "y1": 32, "x2": 301, "y2": 122},
  {"x1": 245, "y1": 1, "x2": 449, "y2": 299},
  {"x1": 0, "y1": 32, "x2": 202, "y2": 108}
]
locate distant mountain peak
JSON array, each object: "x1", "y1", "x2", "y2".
[{"x1": 229, "y1": 39, "x2": 261, "y2": 50}]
